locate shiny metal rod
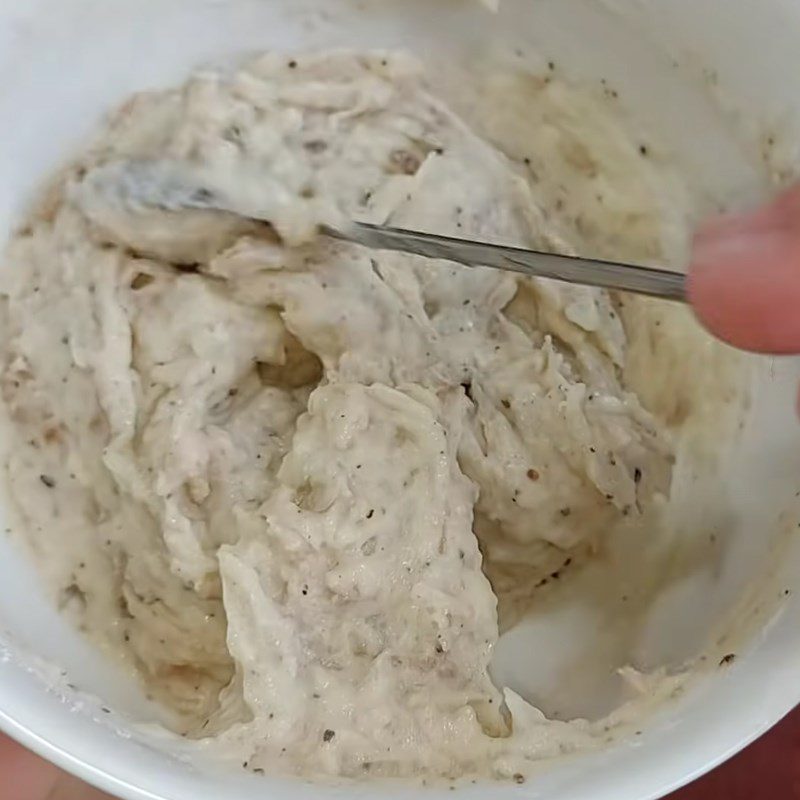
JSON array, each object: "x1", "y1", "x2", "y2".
[{"x1": 329, "y1": 222, "x2": 687, "y2": 302}]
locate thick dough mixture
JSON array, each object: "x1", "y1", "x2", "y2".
[{"x1": 0, "y1": 51, "x2": 720, "y2": 781}]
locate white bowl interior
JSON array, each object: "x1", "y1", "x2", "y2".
[{"x1": 1, "y1": 1, "x2": 800, "y2": 799}]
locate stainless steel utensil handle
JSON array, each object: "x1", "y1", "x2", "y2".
[{"x1": 329, "y1": 222, "x2": 687, "y2": 302}]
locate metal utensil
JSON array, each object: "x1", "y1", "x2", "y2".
[
  {"x1": 83, "y1": 159, "x2": 687, "y2": 301},
  {"x1": 328, "y1": 223, "x2": 686, "y2": 301}
]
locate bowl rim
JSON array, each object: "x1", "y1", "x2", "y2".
[{"x1": 2, "y1": 619, "x2": 800, "y2": 800}]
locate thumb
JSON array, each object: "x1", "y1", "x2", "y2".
[{"x1": 688, "y1": 185, "x2": 800, "y2": 354}]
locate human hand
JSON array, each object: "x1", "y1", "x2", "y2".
[
  {"x1": 689, "y1": 184, "x2": 800, "y2": 354},
  {"x1": 0, "y1": 733, "x2": 112, "y2": 800}
]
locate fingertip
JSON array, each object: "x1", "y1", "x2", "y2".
[{"x1": 688, "y1": 224, "x2": 800, "y2": 354}]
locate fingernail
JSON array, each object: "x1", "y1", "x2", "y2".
[
  {"x1": 692, "y1": 228, "x2": 781, "y2": 273},
  {"x1": 694, "y1": 204, "x2": 787, "y2": 254}
]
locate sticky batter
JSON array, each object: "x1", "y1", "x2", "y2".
[{"x1": 0, "y1": 51, "x2": 736, "y2": 781}]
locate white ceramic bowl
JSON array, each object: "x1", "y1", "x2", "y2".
[{"x1": 2, "y1": 2, "x2": 800, "y2": 799}]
